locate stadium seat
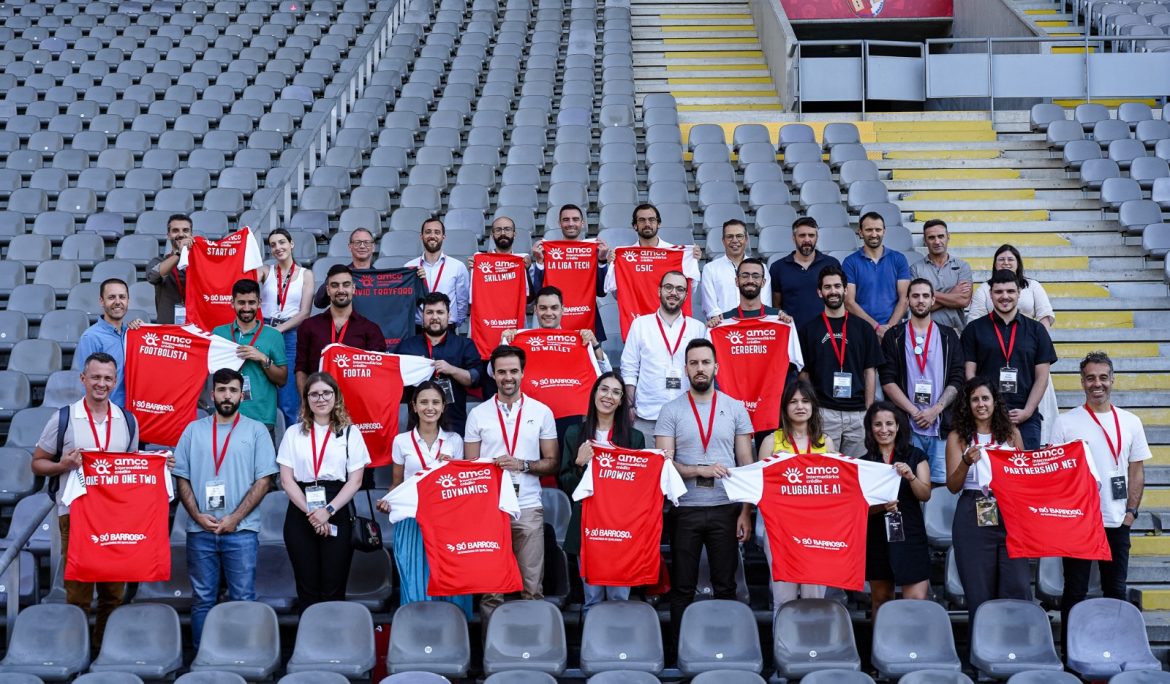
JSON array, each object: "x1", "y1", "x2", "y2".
[
  {"x1": 1066, "y1": 598, "x2": 1160, "y2": 678},
  {"x1": 89, "y1": 604, "x2": 183, "y2": 680},
  {"x1": 189, "y1": 601, "x2": 280, "y2": 680},
  {"x1": 689, "y1": 671, "x2": 766, "y2": 684},
  {"x1": 42, "y1": 370, "x2": 84, "y2": 409},
  {"x1": 871, "y1": 600, "x2": 961, "y2": 678},
  {"x1": 286, "y1": 602, "x2": 375, "y2": 678},
  {"x1": 483, "y1": 600, "x2": 568, "y2": 675},
  {"x1": 1107, "y1": 672, "x2": 1170, "y2": 683},
  {"x1": 677, "y1": 600, "x2": 763, "y2": 676},
  {"x1": 1004, "y1": 672, "x2": 1081, "y2": 683},
  {"x1": 175, "y1": 673, "x2": 247, "y2": 684},
  {"x1": 773, "y1": 599, "x2": 862, "y2": 678},
  {"x1": 0, "y1": 448, "x2": 36, "y2": 504},
  {"x1": 73, "y1": 675, "x2": 146, "y2": 684},
  {"x1": 278, "y1": 673, "x2": 350, "y2": 684},
  {"x1": 8, "y1": 340, "x2": 63, "y2": 384},
  {"x1": 801, "y1": 670, "x2": 875, "y2": 684},
  {"x1": 0, "y1": 604, "x2": 90, "y2": 679},
  {"x1": 346, "y1": 547, "x2": 394, "y2": 611},
  {"x1": 970, "y1": 600, "x2": 1062, "y2": 678},
  {"x1": 899, "y1": 672, "x2": 973, "y2": 684},
  {"x1": 385, "y1": 601, "x2": 471, "y2": 677},
  {"x1": 579, "y1": 601, "x2": 664, "y2": 676}
]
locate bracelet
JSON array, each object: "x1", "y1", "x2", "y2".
[
  {"x1": 961, "y1": 455, "x2": 973, "y2": 466},
  {"x1": 1126, "y1": 507, "x2": 1139, "y2": 517}
]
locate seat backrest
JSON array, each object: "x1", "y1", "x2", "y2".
[
  {"x1": 1066, "y1": 597, "x2": 1160, "y2": 676},
  {"x1": 94, "y1": 603, "x2": 182, "y2": 674},
  {"x1": 191, "y1": 601, "x2": 280, "y2": 669},
  {"x1": 288, "y1": 601, "x2": 374, "y2": 673},
  {"x1": 677, "y1": 600, "x2": 762, "y2": 675},
  {"x1": 385, "y1": 600, "x2": 471, "y2": 676},
  {"x1": 1, "y1": 603, "x2": 90, "y2": 673},
  {"x1": 773, "y1": 599, "x2": 860, "y2": 676},
  {"x1": 870, "y1": 599, "x2": 959, "y2": 675},
  {"x1": 483, "y1": 600, "x2": 568, "y2": 675},
  {"x1": 579, "y1": 601, "x2": 664, "y2": 676},
  {"x1": 970, "y1": 599, "x2": 1060, "y2": 669}
]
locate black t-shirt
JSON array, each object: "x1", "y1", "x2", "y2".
[
  {"x1": 960, "y1": 312, "x2": 1058, "y2": 410},
  {"x1": 798, "y1": 312, "x2": 883, "y2": 411}
]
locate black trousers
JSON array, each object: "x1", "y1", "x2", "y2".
[
  {"x1": 283, "y1": 480, "x2": 355, "y2": 612},
  {"x1": 952, "y1": 490, "x2": 1033, "y2": 625},
  {"x1": 1061, "y1": 523, "x2": 1132, "y2": 645},
  {"x1": 667, "y1": 503, "x2": 741, "y2": 644}
]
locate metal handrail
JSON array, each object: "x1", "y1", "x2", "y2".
[
  {"x1": 0, "y1": 495, "x2": 53, "y2": 646},
  {"x1": 244, "y1": 0, "x2": 409, "y2": 234}
]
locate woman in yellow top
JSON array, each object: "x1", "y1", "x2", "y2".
[{"x1": 755, "y1": 378, "x2": 836, "y2": 616}]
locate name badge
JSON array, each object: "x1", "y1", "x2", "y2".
[
  {"x1": 328, "y1": 524, "x2": 338, "y2": 537},
  {"x1": 1110, "y1": 475, "x2": 1128, "y2": 501},
  {"x1": 434, "y1": 377, "x2": 456, "y2": 404},
  {"x1": 913, "y1": 380, "x2": 933, "y2": 406},
  {"x1": 174, "y1": 305, "x2": 187, "y2": 325},
  {"x1": 205, "y1": 481, "x2": 226, "y2": 512},
  {"x1": 885, "y1": 511, "x2": 905, "y2": 542},
  {"x1": 999, "y1": 367, "x2": 1018, "y2": 395},
  {"x1": 241, "y1": 374, "x2": 253, "y2": 401},
  {"x1": 665, "y1": 367, "x2": 682, "y2": 390},
  {"x1": 975, "y1": 495, "x2": 1000, "y2": 527},
  {"x1": 305, "y1": 485, "x2": 327, "y2": 511},
  {"x1": 832, "y1": 371, "x2": 852, "y2": 399}
]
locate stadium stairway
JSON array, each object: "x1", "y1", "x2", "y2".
[{"x1": 630, "y1": 0, "x2": 783, "y2": 117}]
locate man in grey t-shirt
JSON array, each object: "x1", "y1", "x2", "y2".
[
  {"x1": 911, "y1": 219, "x2": 973, "y2": 331},
  {"x1": 655, "y1": 338, "x2": 754, "y2": 646}
]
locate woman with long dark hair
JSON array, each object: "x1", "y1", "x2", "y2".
[
  {"x1": 260, "y1": 227, "x2": 315, "y2": 429},
  {"x1": 376, "y1": 380, "x2": 470, "y2": 616},
  {"x1": 861, "y1": 401, "x2": 932, "y2": 616},
  {"x1": 946, "y1": 377, "x2": 1028, "y2": 622},
  {"x1": 559, "y1": 371, "x2": 643, "y2": 612}
]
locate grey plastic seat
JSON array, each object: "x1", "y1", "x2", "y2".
[
  {"x1": 924, "y1": 487, "x2": 958, "y2": 548},
  {"x1": 89, "y1": 604, "x2": 182, "y2": 680},
  {"x1": 0, "y1": 604, "x2": 90, "y2": 679},
  {"x1": 585, "y1": 672, "x2": 661, "y2": 684},
  {"x1": 823, "y1": 122, "x2": 860, "y2": 147},
  {"x1": 1066, "y1": 598, "x2": 1160, "y2": 678},
  {"x1": 1092, "y1": 119, "x2": 1132, "y2": 144},
  {"x1": 1075, "y1": 103, "x2": 1111, "y2": 130},
  {"x1": 689, "y1": 672, "x2": 766, "y2": 684},
  {"x1": 0, "y1": 447, "x2": 35, "y2": 504},
  {"x1": 1107, "y1": 672, "x2": 1170, "y2": 683},
  {"x1": 871, "y1": 600, "x2": 961, "y2": 678},
  {"x1": 773, "y1": 599, "x2": 861, "y2": 678},
  {"x1": 385, "y1": 601, "x2": 470, "y2": 676},
  {"x1": 1102, "y1": 177, "x2": 1144, "y2": 211},
  {"x1": 1109, "y1": 138, "x2": 1148, "y2": 169},
  {"x1": 799, "y1": 180, "x2": 841, "y2": 208},
  {"x1": 278, "y1": 673, "x2": 349, "y2": 684},
  {"x1": 190, "y1": 602, "x2": 279, "y2": 679},
  {"x1": 0, "y1": 308, "x2": 28, "y2": 350},
  {"x1": 175, "y1": 673, "x2": 246, "y2": 684},
  {"x1": 847, "y1": 180, "x2": 889, "y2": 211},
  {"x1": 970, "y1": 600, "x2": 1061, "y2": 678},
  {"x1": 1079, "y1": 158, "x2": 1121, "y2": 190},
  {"x1": 743, "y1": 163, "x2": 785, "y2": 189},
  {"x1": 73, "y1": 673, "x2": 145, "y2": 683},
  {"x1": 483, "y1": 601, "x2": 567, "y2": 675},
  {"x1": 688, "y1": 123, "x2": 726, "y2": 150},
  {"x1": 1136, "y1": 119, "x2": 1170, "y2": 146},
  {"x1": 286, "y1": 602, "x2": 374, "y2": 677},
  {"x1": 42, "y1": 370, "x2": 84, "y2": 409},
  {"x1": 693, "y1": 143, "x2": 731, "y2": 166},
  {"x1": 0, "y1": 369, "x2": 31, "y2": 418},
  {"x1": 579, "y1": 601, "x2": 663, "y2": 676},
  {"x1": 677, "y1": 600, "x2": 762, "y2": 676},
  {"x1": 947, "y1": 551, "x2": 967, "y2": 608},
  {"x1": 1048, "y1": 119, "x2": 1085, "y2": 148},
  {"x1": 1144, "y1": 223, "x2": 1170, "y2": 257},
  {"x1": 899, "y1": 672, "x2": 973, "y2": 684},
  {"x1": 7, "y1": 285, "x2": 57, "y2": 323},
  {"x1": 37, "y1": 310, "x2": 90, "y2": 352},
  {"x1": 801, "y1": 670, "x2": 875, "y2": 684},
  {"x1": 748, "y1": 181, "x2": 791, "y2": 211},
  {"x1": 483, "y1": 673, "x2": 557, "y2": 684},
  {"x1": 1030, "y1": 104, "x2": 1067, "y2": 131}
]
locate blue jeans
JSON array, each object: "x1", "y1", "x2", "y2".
[
  {"x1": 187, "y1": 530, "x2": 260, "y2": 649},
  {"x1": 1017, "y1": 412, "x2": 1042, "y2": 450},
  {"x1": 278, "y1": 329, "x2": 300, "y2": 429},
  {"x1": 579, "y1": 558, "x2": 631, "y2": 613},
  {"x1": 910, "y1": 432, "x2": 947, "y2": 484}
]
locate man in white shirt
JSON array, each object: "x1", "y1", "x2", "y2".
[
  {"x1": 700, "y1": 219, "x2": 771, "y2": 319},
  {"x1": 620, "y1": 270, "x2": 707, "y2": 445},
  {"x1": 464, "y1": 344, "x2": 559, "y2": 621},
  {"x1": 1052, "y1": 351, "x2": 1149, "y2": 646},
  {"x1": 406, "y1": 217, "x2": 470, "y2": 328}
]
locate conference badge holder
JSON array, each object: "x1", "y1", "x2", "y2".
[
  {"x1": 174, "y1": 305, "x2": 186, "y2": 326},
  {"x1": 696, "y1": 464, "x2": 715, "y2": 488},
  {"x1": 434, "y1": 377, "x2": 455, "y2": 404},
  {"x1": 665, "y1": 367, "x2": 681, "y2": 391},
  {"x1": 885, "y1": 511, "x2": 905, "y2": 542},
  {"x1": 205, "y1": 481, "x2": 226, "y2": 512},
  {"x1": 1111, "y1": 475, "x2": 1128, "y2": 501},
  {"x1": 999, "y1": 367, "x2": 1018, "y2": 395},
  {"x1": 832, "y1": 372, "x2": 852, "y2": 399},
  {"x1": 241, "y1": 375, "x2": 253, "y2": 401},
  {"x1": 305, "y1": 485, "x2": 327, "y2": 511},
  {"x1": 975, "y1": 495, "x2": 1000, "y2": 527},
  {"x1": 913, "y1": 380, "x2": 933, "y2": 406}
]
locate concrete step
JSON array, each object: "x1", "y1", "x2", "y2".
[
  {"x1": 904, "y1": 220, "x2": 1119, "y2": 233},
  {"x1": 949, "y1": 244, "x2": 1146, "y2": 258},
  {"x1": 878, "y1": 158, "x2": 1067, "y2": 169},
  {"x1": 1052, "y1": 356, "x2": 1170, "y2": 373},
  {"x1": 885, "y1": 179, "x2": 1083, "y2": 191},
  {"x1": 1057, "y1": 390, "x2": 1170, "y2": 407},
  {"x1": 898, "y1": 199, "x2": 1105, "y2": 212},
  {"x1": 1050, "y1": 328, "x2": 1170, "y2": 343}
]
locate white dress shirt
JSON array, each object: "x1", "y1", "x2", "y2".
[
  {"x1": 619, "y1": 311, "x2": 708, "y2": 421},
  {"x1": 699, "y1": 254, "x2": 772, "y2": 319},
  {"x1": 405, "y1": 252, "x2": 470, "y2": 325}
]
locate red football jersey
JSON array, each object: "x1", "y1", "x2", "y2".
[
  {"x1": 542, "y1": 240, "x2": 599, "y2": 331},
  {"x1": 469, "y1": 253, "x2": 529, "y2": 360},
  {"x1": 607, "y1": 246, "x2": 700, "y2": 340},
  {"x1": 124, "y1": 325, "x2": 243, "y2": 447},
  {"x1": 985, "y1": 440, "x2": 1111, "y2": 561},
  {"x1": 63, "y1": 451, "x2": 172, "y2": 582},
  {"x1": 573, "y1": 444, "x2": 687, "y2": 586},
  {"x1": 384, "y1": 459, "x2": 523, "y2": 596},
  {"x1": 511, "y1": 329, "x2": 601, "y2": 419},
  {"x1": 724, "y1": 453, "x2": 900, "y2": 590},
  {"x1": 710, "y1": 317, "x2": 804, "y2": 432},
  {"x1": 319, "y1": 344, "x2": 434, "y2": 467},
  {"x1": 178, "y1": 228, "x2": 263, "y2": 331}
]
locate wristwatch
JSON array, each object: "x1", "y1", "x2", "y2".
[
  {"x1": 1126, "y1": 507, "x2": 1139, "y2": 518},
  {"x1": 263, "y1": 356, "x2": 272, "y2": 369},
  {"x1": 521, "y1": 460, "x2": 530, "y2": 473},
  {"x1": 325, "y1": 504, "x2": 336, "y2": 516}
]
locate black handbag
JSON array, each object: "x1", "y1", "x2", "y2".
[{"x1": 344, "y1": 427, "x2": 383, "y2": 552}]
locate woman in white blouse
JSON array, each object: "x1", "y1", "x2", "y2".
[
  {"x1": 967, "y1": 244, "x2": 1059, "y2": 442},
  {"x1": 277, "y1": 371, "x2": 369, "y2": 611},
  {"x1": 376, "y1": 380, "x2": 471, "y2": 617},
  {"x1": 261, "y1": 228, "x2": 315, "y2": 430}
]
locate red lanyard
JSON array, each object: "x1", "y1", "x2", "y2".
[
  {"x1": 822, "y1": 312, "x2": 849, "y2": 370},
  {"x1": 495, "y1": 396, "x2": 524, "y2": 459},
  {"x1": 990, "y1": 314, "x2": 1017, "y2": 365},
  {"x1": 310, "y1": 423, "x2": 332, "y2": 481},
  {"x1": 1084, "y1": 404, "x2": 1123, "y2": 468},
  {"x1": 275, "y1": 263, "x2": 295, "y2": 313},
  {"x1": 331, "y1": 318, "x2": 350, "y2": 344},
  {"x1": 908, "y1": 320, "x2": 933, "y2": 374},
  {"x1": 410, "y1": 430, "x2": 443, "y2": 470},
  {"x1": 425, "y1": 333, "x2": 446, "y2": 358},
  {"x1": 655, "y1": 314, "x2": 687, "y2": 359},
  {"x1": 787, "y1": 433, "x2": 811, "y2": 455},
  {"x1": 172, "y1": 269, "x2": 185, "y2": 298},
  {"x1": 211, "y1": 415, "x2": 241, "y2": 477},
  {"x1": 233, "y1": 320, "x2": 264, "y2": 347},
  {"x1": 83, "y1": 402, "x2": 112, "y2": 451},
  {"x1": 688, "y1": 392, "x2": 718, "y2": 454},
  {"x1": 425, "y1": 257, "x2": 446, "y2": 293}
]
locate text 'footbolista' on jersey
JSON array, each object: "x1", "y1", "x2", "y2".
[
  {"x1": 351, "y1": 267, "x2": 427, "y2": 352},
  {"x1": 710, "y1": 317, "x2": 804, "y2": 433},
  {"x1": 124, "y1": 324, "x2": 244, "y2": 447},
  {"x1": 510, "y1": 329, "x2": 601, "y2": 419},
  {"x1": 319, "y1": 343, "x2": 434, "y2": 468},
  {"x1": 984, "y1": 440, "x2": 1112, "y2": 561},
  {"x1": 383, "y1": 459, "x2": 523, "y2": 596},
  {"x1": 573, "y1": 444, "x2": 687, "y2": 586},
  {"x1": 724, "y1": 452, "x2": 901, "y2": 590},
  {"x1": 542, "y1": 240, "x2": 600, "y2": 332},
  {"x1": 607, "y1": 246, "x2": 700, "y2": 340},
  {"x1": 178, "y1": 227, "x2": 263, "y2": 331},
  {"x1": 469, "y1": 253, "x2": 529, "y2": 360},
  {"x1": 63, "y1": 451, "x2": 173, "y2": 583}
]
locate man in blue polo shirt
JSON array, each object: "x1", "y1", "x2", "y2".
[
  {"x1": 843, "y1": 211, "x2": 910, "y2": 340},
  {"x1": 769, "y1": 217, "x2": 841, "y2": 330}
]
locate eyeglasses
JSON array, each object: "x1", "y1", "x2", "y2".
[
  {"x1": 634, "y1": 217, "x2": 659, "y2": 225},
  {"x1": 349, "y1": 240, "x2": 374, "y2": 247},
  {"x1": 737, "y1": 272, "x2": 765, "y2": 281},
  {"x1": 492, "y1": 226, "x2": 515, "y2": 233},
  {"x1": 308, "y1": 391, "x2": 335, "y2": 402},
  {"x1": 660, "y1": 284, "x2": 687, "y2": 294},
  {"x1": 597, "y1": 386, "x2": 624, "y2": 398}
]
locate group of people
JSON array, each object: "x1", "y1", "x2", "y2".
[{"x1": 33, "y1": 202, "x2": 1148, "y2": 652}]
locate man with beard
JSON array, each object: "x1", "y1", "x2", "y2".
[
  {"x1": 700, "y1": 219, "x2": 772, "y2": 319},
  {"x1": 405, "y1": 217, "x2": 470, "y2": 328},
  {"x1": 75, "y1": 278, "x2": 144, "y2": 409},
  {"x1": 620, "y1": 271, "x2": 708, "y2": 445},
  {"x1": 769, "y1": 217, "x2": 841, "y2": 330},
  {"x1": 471, "y1": 215, "x2": 534, "y2": 299},
  {"x1": 604, "y1": 204, "x2": 703, "y2": 292},
  {"x1": 798, "y1": 266, "x2": 882, "y2": 458},
  {"x1": 911, "y1": 219, "x2": 973, "y2": 332},
  {"x1": 878, "y1": 279, "x2": 965, "y2": 483},
  {"x1": 312, "y1": 227, "x2": 376, "y2": 309},
  {"x1": 711, "y1": 257, "x2": 782, "y2": 323},
  {"x1": 172, "y1": 368, "x2": 277, "y2": 650},
  {"x1": 396, "y1": 292, "x2": 482, "y2": 435},
  {"x1": 212, "y1": 279, "x2": 288, "y2": 439},
  {"x1": 295, "y1": 265, "x2": 386, "y2": 394},
  {"x1": 843, "y1": 212, "x2": 911, "y2": 340},
  {"x1": 464, "y1": 345, "x2": 558, "y2": 622},
  {"x1": 146, "y1": 213, "x2": 194, "y2": 324},
  {"x1": 529, "y1": 204, "x2": 610, "y2": 339},
  {"x1": 655, "y1": 338, "x2": 754, "y2": 647}
]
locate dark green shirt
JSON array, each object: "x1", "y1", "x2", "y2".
[{"x1": 212, "y1": 322, "x2": 288, "y2": 426}]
